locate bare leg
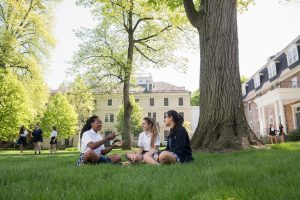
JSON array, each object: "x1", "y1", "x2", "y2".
[
  {"x1": 158, "y1": 151, "x2": 177, "y2": 164},
  {"x1": 143, "y1": 152, "x2": 159, "y2": 165},
  {"x1": 282, "y1": 135, "x2": 285, "y2": 143},
  {"x1": 54, "y1": 144, "x2": 57, "y2": 153},
  {"x1": 33, "y1": 142, "x2": 37, "y2": 154},
  {"x1": 50, "y1": 144, "x2": 53, "y2": 154},
  {"x1": 275, "y1": 136, "x2": 278, "y2": 144},
  {"x1": 20, "y1": 144, "x2": 23, "y2": 155},
  {"x1": 83, "y1": 150, "x2": 101, "y2": 163},
  {"x1": 125, "y1": 152, "x2": 137, "y2": 162},
  {"x1": 108, "y1": 154, "x2": 121, "y2": 163}
]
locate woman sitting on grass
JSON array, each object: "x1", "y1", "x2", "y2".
[
  {"x1": 125, "y1": 117, "x2": 160, "y2": 165},
  {"x1": 158, "y1": 110, "x2": 194, "y2": 164},
  {"x1": 77, "y1": 115, "x2": 124, "y2": 166}
]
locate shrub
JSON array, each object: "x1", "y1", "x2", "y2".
[{"x1": 287, "y1": 129, "x2": 300, "y2": 141}]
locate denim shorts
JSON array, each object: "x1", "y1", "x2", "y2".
[{"x1": 77, "y1": 153, "x2": 111, "y2": 166}]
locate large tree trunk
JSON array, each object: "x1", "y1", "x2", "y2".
[
  {"x1": 184, "y1": 0, "x2": 262, "y2": 151},
  {"x1": 122, "y1": 1, "x2": 134, "y2": 150}
]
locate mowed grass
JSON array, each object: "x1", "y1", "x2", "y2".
[{"x1": 1, "y1": 143, "x2": 300, "y2": 200}]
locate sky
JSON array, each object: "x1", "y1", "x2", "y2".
[{"x1": 46, "y1": 0, "x2": 300, "y2": 92}]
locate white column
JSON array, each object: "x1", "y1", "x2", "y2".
[
  {"x1": 274, "y1": 101, "x2": 280, "y2": 130},
  {"x1": 261, "y1": 106, "x2": 267, "y2": 136},
  {"x1": 278, "y1": 100, "x2": 287, "y2": 133},
  {"x1": 258, "y1": 107, "x2": 264, "y2": 136}
]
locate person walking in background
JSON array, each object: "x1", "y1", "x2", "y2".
[
  {"x1": 125, "y1": 117, "x2": 160, "y2": 165},
  {"x1": 268, "y1": 124, "x2": 278, "y2": 144},
  {"x1": 17, "y1": 125, "x2": 28, "y2": 155},
  {"x1": 158, "y1": 110, "x2": 194, "y2": 164},
  {"x1": 50, "y1": 126, "x2": 58, "y2": 154},
  {"x1": 32, "y1": 124, "x2": 43, "y2": 155},
  {"x1": 279, "y1": 123, "x2": 285, "y2": 143},
  {"x1": 77, "y1": 115, "x2": 124, "y2": 166}
]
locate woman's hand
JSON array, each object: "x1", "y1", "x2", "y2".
[
  {"x1": 113, "y1": 141, "x2": 124, "y2": 147},
  {"x1": 106, "y1": 132, "x2": 117, "y2": 140}
]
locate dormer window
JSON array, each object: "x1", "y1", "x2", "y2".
[
  {"x1": 268, "y1": 62, "x2": 277, "y2": 79},
  {"x1": 242, "y1": 84, "x2": 248, "y2": 96},
  {"x1": 147, "y1": 82, "x2": 153, "y2": 91},
  {"x1": 286, "y1": 44, "x2": 299, "y2": 66},
  {"x1": 254, "y1": 74, "x2": 262, "y2": 88}
]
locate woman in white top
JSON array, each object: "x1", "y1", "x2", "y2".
[
  {"x1": 50, "y1": 126, "x2": 58, "y2": 154},
  {"x1": 77, "y1": 115, "x2": 124, "y2": 166},
  {"x1": 125, "y1": 117, "x2": 160, "y2": 165},
  {"x1": 17, "y1": 125, "x2": 28, "y2": 155}
]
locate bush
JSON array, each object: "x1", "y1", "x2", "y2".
[{"x1": 287, "y1": 129, "x2": 300, "y2": 141}]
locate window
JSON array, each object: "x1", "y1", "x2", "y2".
[
  {"x1": 107, "y1": 99, "x2": 112, "y2": 106},
  {"x1": 287, "y1": 45, "x2": 299, "y2": 66},
  {"x1": 164, "y1": 130, "x2": 169, "y2": 140},
  {"x1": 268, "y1": 62, "x2": 277, "y2": 79},
  {"x1": 110, "y1": 114, "x2": 114, "y2": 123},
  {"x1": 164, "y1": 98, "x2": 169, "y2": 106},
  {"x1": 153, "y1": 112, "x2": 156, "y2": 121},
  {"x1": 105, "y1": 114, "x2": 114, "y2": 123},
  {"x1": 292, "y1": 77, "x2": 298, "y2": 88},
  {"x1": 148, "y1": 112, "x2": 151, "y2": 117},
  {"x1": 94, "y1": 100, "x2": 97, "y2": 105},
  {"x1": 147, "y1": 82, "x2": 153, "y2": 91},
  {"x1": 254, "y1": 74, "x2": 261, "y2": 88},
  {"x1": 179, "y1": 112, "x2": 184, "y2": 119},
  {"x1": 248, "y1": 102, "x2": 251, "y2": 112},
  {"x1": 178, "y1": 97, "x2": 183, "y2": 106},
  {"x1": 150, "y1": 98, "x2": 154, "y2": 106},
  {"x1": 242, "y1": 84, "x2": 248, "y2": 96},
  {"x1": 135, "y1": 99, "x2": 139, "y2": 103}
]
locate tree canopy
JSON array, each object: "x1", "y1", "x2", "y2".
[
  {"x1": 40, "y1": 93, "x2": 78, "y2": 138},
  {"x1": 0, "y1": 70, "x2": 31, "y2": 141}
]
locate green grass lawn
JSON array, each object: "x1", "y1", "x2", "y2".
[{"x1": 1, "y1": 143, "x2": 300, "y2": 200}]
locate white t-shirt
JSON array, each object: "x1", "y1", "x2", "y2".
[
  {"x1": 138, "y1": 131, "x2": 160, "y2": 151},
  {"x1": 20, "y1": 130, "x2": 28, "y2": 137},
  {"x1": 80, "y1": 129, "x2": 105, "y2": 154},
  {"x1": 51, "y1": 131, "x2": 58, "y2": 137}
]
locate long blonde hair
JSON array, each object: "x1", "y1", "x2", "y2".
[{"x1": 143, "y1": 117, "x2": 158, "y2": 149}]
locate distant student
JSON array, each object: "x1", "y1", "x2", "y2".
[
  {"x1": 17, "y1": 125, "x2": 28, "y2": 155},
  {"x1": 50, "y1": 126, "x2": 58, "y2": 154},
  {"x1": 268, "y1": 124, "x2": 278, "y2": 144},
  {"x1": 125, "y1": 117, "x2": 160, "y2": 165},
  {"x1": 77, "y1": 115, "x2": 124, "y2": 166},
  {"x1": 32, "y1": 124, "x2": 43, "y2": 155},
  {"x1": 278, "y1": 123, "x2": 285, "y2": 143},
  {"x1": 158, "y1": 110, "x2": 194, "y2": 164}
]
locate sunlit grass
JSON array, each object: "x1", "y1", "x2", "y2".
[{"x1": 0, "y1": 143, "x2": 299, "y2": 200}]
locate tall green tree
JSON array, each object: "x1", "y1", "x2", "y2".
[
  {"x1": 73, "y1": 0, "x2": 189, "y2": 149},
  {"x1": 116, "y1": 96, "x2": 143, "y2": 139},
  {"x1": 150, "y1": 0, "x2": 261, "y2": 150},
  {"x1": 0, "y1": 0, "x2": 58, "y2": 73},
  {"x1": 66, "y1": 76, "x2": 95, "y2": 148},
  {"x1": 190, "y1": 88, "x2": 200, "y2": 106},
  {"x1": 40, "y1": 93, "x2": 78, "y2": 139},
  {"x1": 0, "y1": 70, "x2": 31, "y2": 141}
]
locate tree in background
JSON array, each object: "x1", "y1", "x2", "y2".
[
  {"x1": 116, "y1": 96, "x2": 143, "y2": 141},
  {"x1": 149, "y1": 0, "x2": 261, "y2": 150},
  {"x1": 66, "y1": 76, "x2": 95, "y2": 148},
  {"x1": 240, "y1": 75, "x2": 249, "y2": 84},
  {"x1": 0, "y1": 70, "x2": 31, "y2": 141},
  {"x1": 0, "y1": 0, "x2": 59, "y2": 73},
  {"x1": 73, "y1": 0, "x2": 190, "y2": 149},
  {"x1": 40, "y1": 93, "x2": 78, "y2": 140},
  {"x1": 190, "y1": 88, "x2": 200, "y2": 106}
]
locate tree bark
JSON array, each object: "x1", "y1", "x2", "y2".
[
  {"x1": 122, "y1": 0, "x2": 134, "y2": 150},
  {"x1": 184, "y1": 0, "x2": 262, "y2": 151}
]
